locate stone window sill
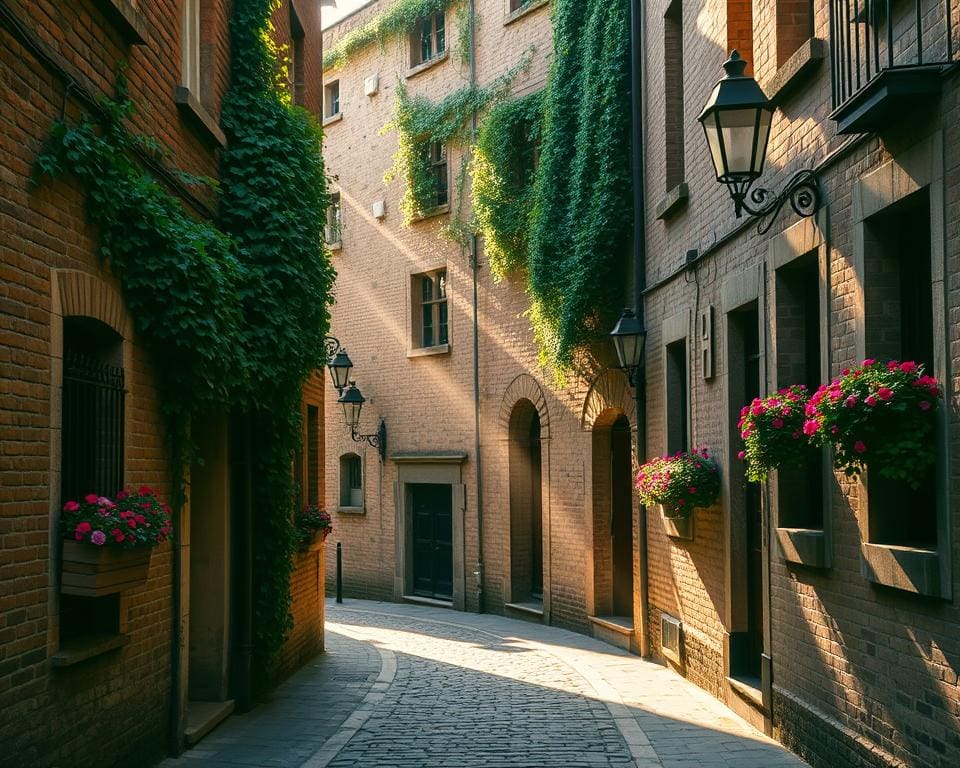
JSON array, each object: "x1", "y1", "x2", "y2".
[
  {"x1": 322, "y1": 111, "x2": 343, "y2": 127},
  {"x1": 94, "y1": 0, "x2": 148, "y2": 45},
  {"x1": 328, "y1": 241, "x2": 342, "y2": 252},
  {"x1": 52, "y1": 633, "x2": 128, "y2": 668},
  {"x1": 174, "y1": 87, "x2": 227, "y2": 148},
  {"x1": 861, "y1": 542, "x2": 947, "y2": 599},
  {"x1": 337, "y1": 506, "x2": 365, "y2": 515},
  {"x1": 504, "y1": 0, "x2": 549, "y2": 26},
  {"x1": 407, "y1": 343, "x2": 450, "y2": 359},
  {"x1": 775, "y1": 527, "x2": 830, "y2": 569},
  {"x1": 405, "y1": 51, "x2": 449, "y2": 80},
  {"x1": 410, "y1": 203, "x2": 450, "y2": 223},
  {"x1": 767, "y1": 38, "x2": 827, "y2": 106},
  {"x1": 655, "y1": 182, "x2": 689, "y2": 221}
]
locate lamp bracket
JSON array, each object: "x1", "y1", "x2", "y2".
[
  {"x1": 323, "y1": 335, "x2": 343, "y2": 359},
  {"x1": 729, "y1": 169, "x2": 820, "y2": 234},
  {"x1": 351, "y1": 419, "x2": 387, "y2": 462}
]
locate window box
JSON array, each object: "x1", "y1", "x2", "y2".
[
  {"x1": 61, "y1": 540, "x2": 151, "y2": 597},
  {"x1": 661, "y1": 506, "x2": 694, "y2": 541},
  {"x1": 775, "y1": 527, "x2": 829, "y2": 569},
  {"x1": 861, "y1": 542, "x2": 945, "y2": 599},
  {"x1": 174, "y1": 87, "x2": 227, "y2": 147}
]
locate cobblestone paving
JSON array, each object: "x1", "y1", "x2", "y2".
[{"x1": 161, "y1": 600, "x2": 809, "y2": 768}]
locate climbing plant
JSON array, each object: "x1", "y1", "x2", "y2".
[
  {"x1": 383, "y1": 52, "x2": 532, "y2": 225},
  {"x1": 37, "y1": 0, "x2": 335, "y2": 692},
  {"x1": 323, "y1": 0, "x2": 461, "y2": 70},
  {"x1": 471, "y1": 90, "x2": 544, "y2": 279},
  {"x1": 527, "y1": 0, "x2": 632, "y2": 371}
]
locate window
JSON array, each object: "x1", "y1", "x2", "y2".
[
  {"x1": 324, "y1": 80, "x2": 340, "y2": 119},
  {"x1": 290, "y1": 5, "x2": 306, "y2": 107},
  {"x1": 863, "y1": 189, "x2": 936, "y2": 548},
  {"x1": 511, "y1": 120, "x2": 541, "y2": 187},
  {"x1": 326, "y1": 192, "x2": 342, "y2": 246},
  {"x1": 510, "y1": 0, "x2": 534, "y2": 11},
  {"x1": 663, "y1": 0, "x2": 684, "y2": 191},
  {"x1": 415, "y1": 269, "x2": 448, "y2": 349},
  {"x1": 424, "y1": 141, "x2": 449, "y2": 209},
  {"x1": 665, "y1": 339, "x2": 688, "y2": 454},
  {"x1": 775, "y1": 253, "x2": 823, "y2": 530},
  {"x1": 307, "y1": 406, "x2": 319, "y2": 506},
  {"x1": 339, "y1": 453, "x2": 363, "y2": 508},
  {"x1": 411, "y1": 12, "x2": 445, "y2": 66},
  {"x1": 181, "y1": 0, "x2": 201, "y2": 96}
]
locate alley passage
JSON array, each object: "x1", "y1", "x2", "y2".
[{"x1": 162, "y1": 601, "x2": 808, "y2": 768}]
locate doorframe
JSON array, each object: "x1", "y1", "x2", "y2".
[{"x1": 393, "y1": 454, "x2": 467, "y2": 610}]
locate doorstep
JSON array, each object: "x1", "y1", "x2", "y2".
[
  {"x1": 589, "y1": 615, "x2": 635, "y2": 653},
  {"x1": 185, "y1": 699, "x2": 235, "y2": 747},
  {"x1": 505, "y1": 600, "x2": 544, "y2": 624},
  {"x1": 401, "y1": 594, "x2": 453, "y2": 609}
]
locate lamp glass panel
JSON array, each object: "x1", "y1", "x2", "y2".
[
  {"x1": 718, "y1": 108, "x2": 763, "y2": 177},
  {"x1": 341, "y1": 400, "x2": 362, "y2": 428},
  {"x1": 615, "y1": 334, "x2": 640, "y2": 370},
  {"x1": 752, "y1": 109, "x2": 772, "y2": 175},
  {"x1": 703, "y1": 118, "x2": 725, "y2": 181},
  {"x1": 329, "y1": 361, "x2": 351, "y2": 390}
]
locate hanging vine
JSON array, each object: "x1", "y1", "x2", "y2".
[
  {"x1": 37, "y1": 0, "x2": 335, "y2": 692},
  {"x1": 470, "y1": 90, "x2": 544, "y2": 279},
  {"x1": 383, "y1": 52, "x2": 532, "y2": 225},
  {"x1": 323, "y1": 0, "x2": 461, "y2": 70},
  {"x1": 527, "y1": 0, "x2": 632, "y2": 371}
]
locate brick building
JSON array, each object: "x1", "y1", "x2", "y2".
[
  {"x1": 0, "y1": 1, "x2": 328, "y2": 765},
  {"x1": 324, "y1": 0, "x2": 959, "y2": 766}
]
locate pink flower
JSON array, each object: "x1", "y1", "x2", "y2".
[
  {"x1": 84, "y1": 494, "x2": 98, "y2": 504},
  {"x1": 805, "y1": 403, "x2": 818, "y2": 416},
  {"x1": 752, "y1": 403, "x2": 766, "y2": 416},
  {"x1": 865, "y1": 395, "x2": 878, "y2": 407},
  {"x1": 792, "y1": 430, "x2": 801, "y2": 439},
  {"x1": 75, "y1": 521, "x2": 91, "y2": 534},
  {"x1": 688, "y1": 486, "x2": 697, "y2": 494},
  {"x1": 127, "y1": 519, "x2": 137, "y2": 529},
  {"x1": 737, "y1": 450, "x2": 746, "y2": 460},
  {"x1": 854, "y1": 440, "x2": 867, "y2": 454},
  {"x1": 844, "y1": 395, "x2": 857, "y2": 408},
  {"x1": 97, "y1": 496, "x2": 115, "y2": 508},
  {"x1": 830, "y1": 425, "x2": 839, "y2": 434},
  {"x1": 772, "y1": 418, "x2": 784, "y2": 429},
  {"x1": 842, "y1": 368, "x2": 850, "y2": 376},
  {"x1": 887, "y1": 360, "x2": 899, "y2": 371},
  {"x1": 862, "y1": 358, "x2": 875, "y2": 366},
  {"x1": 90, "y1": 530, "x2": 106, "y2": 546},
  {"x1": 63, "y1": 500, "x2": 80, "y2": 513},
  {"x1": 900, "y1": 361, "x2": 917, "y2": 374},
  {"x1": 116, "y1": 490, "x2": 128, "y2": 500},
  {"x1": 919, "y1": 400, "x2": 932, "y2": 411},
  {"x1": 138, "y1": 486, "x2": 153, "y2": 496},
  {"x1": 740, "y1": 406, "x2": 749, "y2": 417},
  {"x1": 877, "y1": 387, "x2": 893, "y2": 401},
  {"x1": 803, "y1": 419, "x2": 819, "y2": 436},
  {"x1": 782, "y1": 407, "x2": 792, "y2": 415}
]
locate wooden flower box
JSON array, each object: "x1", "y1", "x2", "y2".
[{"x1": 61, "y1": 540, "x2": 152, "y2": 597}]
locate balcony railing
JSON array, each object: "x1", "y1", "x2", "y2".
[{"x1": 830, "y1": 0, "x2": 960, "y2": 130}]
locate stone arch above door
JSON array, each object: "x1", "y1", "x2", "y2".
[
  {"x1": 53, "y1": 269, "x2": 131, "y2": 339},
  {"x1": 498, "y1": 374, "x2": 551, "y2": 440},
  {"x1": 580, "y1": 368, "x2": 635, "y2": 431}
]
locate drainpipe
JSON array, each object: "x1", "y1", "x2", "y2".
[
  {"x1": 469, "y1": 0, "x2": 485, "y2": 613},
  {"x1": 630, "y1": 0, "x2": 650, "y2": 658},
  {"x1": 168, "y1": 431, "x2": 185, "y2": 757}
]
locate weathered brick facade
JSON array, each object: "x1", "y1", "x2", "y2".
[{"x1": 0, "y1": 2, "x2": 325, "y2": 764}]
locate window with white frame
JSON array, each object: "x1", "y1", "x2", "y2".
[
  {"x1": 182, "y1": 0, "x2": 201, "y2": 96},
  {"x1": 326, "y1": 192, "x2": 342, "y2": 246},
  {"x1": 339, "y1": 453, "x2": 363, "y2": 508},
  {"x1": 414, "y1": 269, "x2": 448, "y2": 349},
  {"x1": 324, "y1": 80, "x2": 340, "y2": 118},
  {"x1": 411, "y1": 12, "x2": 445, "y2": 66}
]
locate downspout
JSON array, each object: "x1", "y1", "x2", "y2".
[
  {"x1": 168, "y1": 431, "x2": 185, "y2": 757},
  {"x1": 469, "y1": 0, "x2": 485, "y2": 613},
  {"x1": 630, "y1": 0, "x2": 650, "y2": 658}
]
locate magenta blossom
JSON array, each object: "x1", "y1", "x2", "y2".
[
  {"x1": 853, "y1": 440, "x2": 867, "y2": 454},
  {"x1": 803, "y1": 419, "x2": 819, "y2": 436},
  {"x1": 90, "y1": 530, "x2": 106, "y2": 546},
  {"x1": 877, "y1": 387, "x2": 893, "y2": 401}
]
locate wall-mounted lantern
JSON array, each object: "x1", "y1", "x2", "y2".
[
  {"x1": 610, "y1": 308, "x2": 647, "y2": 388},
  {"x1": 698, "y1": 51, "x2": 821, "y2": 234},
  {"x1": 336, "y1": 381, "x2": 387, "y2": 461},
  {"x1": 323, "y1": 336, "x2": 353, "y2": 394}
]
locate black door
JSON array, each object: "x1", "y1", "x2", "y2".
[
  {"x1": 411, "y1": 484, "x2": 453, "y2": 600},
  {"x1": 743, "y1": 311, "x2": 764, "y2": 679},
  {"x1": 611, "y1": 416, "x2": 634, "y2": 617},
  {"x1": 530, "y1": 417, "x2": 543, "y2": 600}
]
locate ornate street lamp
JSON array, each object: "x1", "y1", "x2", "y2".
[
  {"x1": 323, "y1": 336, "x2": 353, "y2": 394},
  {"x1": 610, "y1": 308, "x2": 647, "y2": 388},
  {"x1": 698, "y1": 51, "x2": 820, "y2": 234},
  {"x1": 337, "y1": 381, "x2": 387, "y2": 461}
]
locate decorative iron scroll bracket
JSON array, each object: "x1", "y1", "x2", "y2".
[
  {"x1": 323, "y1": 335, "x2": 342, "y2": 359},
  {"x1": 728, "y1": 169, "x2": 821, "y2": 235},
  {"x1": 352, "y1": 419, "x2": 387, "y2": 462}
]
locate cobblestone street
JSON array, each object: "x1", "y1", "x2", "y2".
[{"x1": 161, "y1": 600, "x2": 808, "y2": 768}]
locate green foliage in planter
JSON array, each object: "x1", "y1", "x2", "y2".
[
  {"x1": 383, "y1": 53, "x2": 531, "y2": 224},
  {"x1": 38, "y1": 0, "x2": 335, "y2": 693},
  {"x1": 737, "y1": 385, "x2": 813, "y2": 483},
  {"x1": 471, "y1": 90, "x2": 544, "y2": 280},
  {"x1": 527, "y1": 0, "x2": 632, "y2": 370},
  {"x1": 636, "y1": 449, "x2": 722, "y2": 518},
  {"x1": 805, "y1": 359, "x2": 942, "y2": 488},
  {"x1": 323, "y1": 0, "x2": 460, "y2": 70}
]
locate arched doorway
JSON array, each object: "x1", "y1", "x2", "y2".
[
  {"x1": 508, "y1": 399, "x2": 543, "y2": 604},
  {"x1": 591, "y1": 412, "x2": 634, "y2": 619}
]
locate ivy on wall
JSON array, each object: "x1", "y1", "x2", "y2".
[
  {"x1": 526, "y1": 0, "x2": 632, "y2": 371},
  {"x1": 323, "y1": 0, "x2": 460, "y2": 70},
  {"x1": 383, "y1": 53, "x2": 531, "y2": 225},
  {"x1": 470, "y1": 90, "x2": 544, "y2": 279},
  {"x1": 38, "y1": 0, "x2": 335, "y2": 691}
]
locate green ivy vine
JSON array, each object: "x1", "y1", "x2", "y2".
[
  {"x1": 37, "y1": 0, "x2": 335, "y2": 692},
  {"x1": 527, "y1": 0, "x2": 632, "y2": 371},
  {"x1": 383, "y1": 52, "x2": 531, "y2": 225},
  {"x1": 323, "y1": 0, "x2": 460, "y2": 70},
  {"x1": 470, "y1": 90, "x2": 544, "y2": 279}
]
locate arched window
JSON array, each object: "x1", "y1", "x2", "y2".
[{"x1": 339, "y1": 453, "x2": 363, "y2": 509}]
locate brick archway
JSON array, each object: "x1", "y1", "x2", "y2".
[
  {"x1": 498, "y1": 373, "x2": 551, "y2": 440},
  {"x1": 53, "y1": 269, "x2": 131, "y2": 338},
  {"x1": 580, "y1": 368, "x2": 635, "y2": 432}
]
